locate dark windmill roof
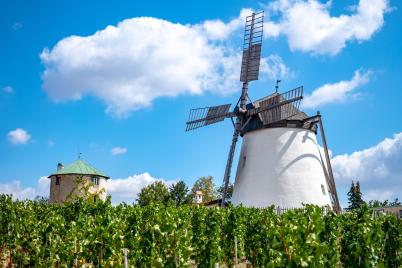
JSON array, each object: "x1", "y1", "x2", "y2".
[
  {"x1": 254, "y1": 92, "x2": 308, "y2": 122},
  {"x1": 242, "y1": 92, "x2": 314, "y2": 134}
]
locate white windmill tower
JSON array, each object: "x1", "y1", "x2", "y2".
[{"x1": 185, "y1": 11, "x2": 340, "y2": 212}]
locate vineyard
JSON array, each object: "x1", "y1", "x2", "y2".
[{"x1": 0, "y1": 194, "x2": 401, "y2": 267}]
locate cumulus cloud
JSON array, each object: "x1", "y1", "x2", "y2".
[
  {"x1": 0, "y1": 177, "x2": 49, "y2": 200},
  {"x1": 7, "y1": 128, "x2": 31, "y2": 145},
  {"x1": 266, "y1": 0, "x2": 390, "y2": 55},
  {"x1": 2, "y1": 86, "x2": 13, "y2": 93},
  {"x1": 40, "y1": 12, "x2": 288, "y2": 117},
  {"x1": 332, "y1": 132, "x2": 402, "y2": 202},
  {"x1": 260, "y1": 54, "x2": 291, "y2": 80},
  {"x1": 196, "y1": 8, "x2": 252, "y2": 40},
  {"x1": 303, "y1": 69, "x2": 371, "y2": 109},
  {"x1": 107, "y1": 172, "x2": 176, "y2": 204},
  {"x1": 111, "y1": 146, "x2": 128, "y2": 155}
]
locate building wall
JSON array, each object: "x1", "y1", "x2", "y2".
[
  {"x1": 232, "y1": 127, "x2": 332, "y2": 208},
  {"x1": 49, "y1": 174, "x2": 107, "y2": 203},
  {"x1": 373, "y1": 206, "x2": 402, "y2": 219}
]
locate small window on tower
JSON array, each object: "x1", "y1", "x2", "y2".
[
  {"x1": 92, "y1": 177, "x2": 99, "y2": 185},
  {"x1": 321, "y1": 184, "x2": 326, "y2": 195},
  {"x1": 242, "y1": 156, "x2": 247, "y2": 168},
  {"x1": 55, "y1": 176, "x2": 60, "y2": 186}
]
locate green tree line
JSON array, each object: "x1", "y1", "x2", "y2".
[{"x1": 137, "y1": 176, "x2": 233, "y2": 206}]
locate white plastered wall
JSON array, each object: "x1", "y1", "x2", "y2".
[{"x1": 232, "y1": 127, "x2": 332, "y2": 208}]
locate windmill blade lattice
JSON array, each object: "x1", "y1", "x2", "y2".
[
  {"x1": 186, "y1": 104, "x2": 232, "y2": 131},
  {"x1": 240, "y1": 11, "x2": 264, "y2": 82}
]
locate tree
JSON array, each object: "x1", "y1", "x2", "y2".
[
  {"x1": 354, "y1": 181, "x2": 365, "y2": 208},
  {"x1": 347, "y1": 180, "x2": 365, "y2": 209},
  {"x1": 347, "y1": 181, "x2": 356, "y2": 209},
  {"x1": 389, "y1": 198, "x2": 401, "y2": 206},
  {"x1": 137, "y1": 181, "x2": 170, "y2": 206},
  {"x1": 191, "y1": 176, "x2": 217, "y2": 203},
  {"x1": 169, "y1": 180, "x2": 192, "y2": 206},
  {"x1": 368, "y1": 200, "x2": 384, "y2": 208},
  {"x1": 217, "y1": 183, "x2": 234, "y2": 203}
]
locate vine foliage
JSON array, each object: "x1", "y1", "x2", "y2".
[{"x1": 0, "y1": 194, "x2": 401, "y2": 267}]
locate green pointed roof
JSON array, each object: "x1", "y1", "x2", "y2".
[{"x1": 49, "y1": 159, "x2": 109, "y2": 179}]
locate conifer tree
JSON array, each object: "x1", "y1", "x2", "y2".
[
  {"x1": 347, "y1": 181, "x2": 356, "y2": 209},
  {"x1": 354, "y1": 181, "x2": 365, "y2": 208},
  {"x1": 347, "y1": 180, "x2": 365, "y2": 209}
]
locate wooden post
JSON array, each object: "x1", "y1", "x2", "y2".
[
  {"x1": 74, "y1": 239, "x2": 78, "y2": 267},
  {"x1": 317, "y1": 112, "x2": 341, "y2": 213},
  {"x1": 234, "y1": 236, "x2": 238, "y2": 268},
  {"x1": 123, "y1": 248, "x2": 128, "y2": 268}
]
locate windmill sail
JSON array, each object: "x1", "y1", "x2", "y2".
[
  {"x1": 240, "y1": 11, "x2": 264, "y2": 82},
  {"x1": 186, "y1": 104, "x2": 232, "y2": 131},
  {"x1": 240, "y1": 44, "x2": 262, "y2": 82}
]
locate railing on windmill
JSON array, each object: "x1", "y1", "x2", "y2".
[{"x1": 248, "y1": 86, "x2": 304, "y2": 124}]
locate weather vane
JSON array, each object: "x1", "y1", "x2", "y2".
[{"x1": 275, "y1": 79, "x2": 281, "y2": 93}]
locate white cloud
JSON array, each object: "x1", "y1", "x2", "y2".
[
  {"x1": 7, "y1": 128, "x2": 31, "y2": 145},
  {"x1": 0, "y1": 177, "x2": 49, "y2": 200},
  {"x1": 332, "y1": 132, "x2": 402, "y2": 202},
  {"x1": 111, "y1": 146, "x2": 128, "y2": 155},
  {"x1": 2, "y1": 86, "x2": 13, "y2": 93},
  {"x1": 303, "y1": 69, "x2": 371, "y2": 109},
  {"x1": 196, "y1": 8, "x2": 253, "y2": 40},
  {"x1": 260, "y1": 54, "x2": 291, "y2": 80},
  {"x1": 266, "y1": 0, "x2": 390, "y2": 55},
  {"x1": 40, "y1": 12, "x2": 288, "y2": 117},
  {"x1": 106, "y1": 172, "x2": 176, "y2": 204}
]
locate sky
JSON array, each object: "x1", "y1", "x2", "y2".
[{"x1": 0, "y1": 0, "x2": 401, "y2": 207}]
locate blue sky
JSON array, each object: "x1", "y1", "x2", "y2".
[{"x1": 0, "y1": 0, "x2": 401, "y2": 206}]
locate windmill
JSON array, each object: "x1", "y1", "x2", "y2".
[{"x1": 185, "y1": 11, "x2": 341, "y2": 212}]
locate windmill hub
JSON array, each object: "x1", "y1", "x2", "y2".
[{"x1": 186, "y1": 11, "x2": 340, "y2": 212}]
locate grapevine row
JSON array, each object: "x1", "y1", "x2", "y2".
[{"x1": 0, "y1": 194, "x2": 401, "y2": 267}]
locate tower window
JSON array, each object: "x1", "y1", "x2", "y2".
[
  {"x1": 242, "y1": 156, "x2": 247, "y2": 168},
  {"x1": 92, "y1": 177, "x2": 99, "y2": 185},
  {"x1": 55, "y1": 176, "x2": 60, "y2": 186},
  {"x1": 321, "y1": 184, "x2": 326, "y2": 195}
]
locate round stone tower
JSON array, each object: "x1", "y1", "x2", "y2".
[{"x1": 48, "y1": 159, "x2": 109, "y2": 203}]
